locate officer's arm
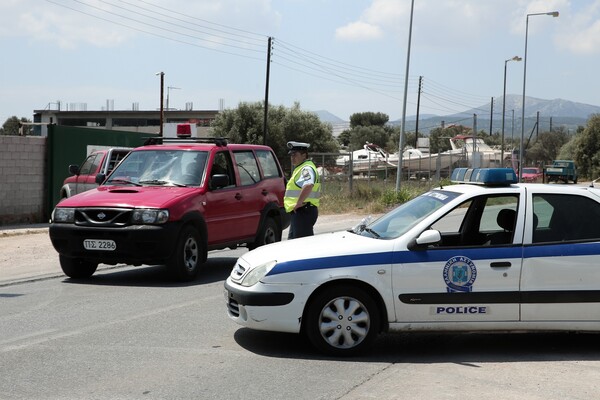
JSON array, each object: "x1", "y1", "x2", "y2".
[{"x1": 294, "y1": 183, "x2": 314, "y2": 211}]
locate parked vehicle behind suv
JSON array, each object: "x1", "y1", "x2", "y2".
[
  {"x1": 60, "y1": 147, "x2": 132, "y2": 199},
  {"x1": 49, "y1": 138, "x2": 289, "y2": 281}
]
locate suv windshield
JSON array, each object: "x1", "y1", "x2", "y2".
[{"x1": 107, "y1": 150, "x2": 209, "y2": 187}]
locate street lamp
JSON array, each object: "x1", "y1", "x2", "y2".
[
  {"x1": 166, "y1": 86, "x2": 181, "y2": 111},
  {"x1": 501, "y1": 56, "x2": 521, "y2": 164},
  {"x1": 395, "y1": 0, "x2": 415, "y2": 191},
  {"x1": 156, "y1": 71, "x2": 165, "y2": 136},
  {"x1": 519, "y1": 11, "x2": 559, "y2": 182}
]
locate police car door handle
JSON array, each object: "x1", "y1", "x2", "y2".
[{"x1": 490, "y1": 261, "x2": 511, "y2": 268}]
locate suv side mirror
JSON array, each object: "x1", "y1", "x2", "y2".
[
  {"x1": 68, "y1": 164, "x2": 79, "y2": 175},
  {"x1": 210, "y1": 174, "x2": 229, "y2": 189},
  {"x1": 95, "y1": 173, "x2": 106, "y2": 185}
]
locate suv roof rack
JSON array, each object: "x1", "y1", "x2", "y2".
[{"x1": 143, "y1": 137, "x2": 229, "y2": 146}]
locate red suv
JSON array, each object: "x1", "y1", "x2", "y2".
[{"x1": 49, "y1": 138, "x2": 289, "y2": 281}]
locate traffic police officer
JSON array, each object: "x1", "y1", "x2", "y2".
[{"x1": 284, "y1": 141, "x2": 321, "y2": 239}]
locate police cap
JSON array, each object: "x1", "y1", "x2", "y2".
[{"x1": 287, "y1": 141, "x2": 310, "y2": 154}]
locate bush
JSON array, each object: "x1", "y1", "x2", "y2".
[{"x1": 319, "y1": 179, "x2": 433, "y2": 215}]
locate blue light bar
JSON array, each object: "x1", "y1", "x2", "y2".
[{"x1": 450, "y1": 168, "x2": 517, "y2": 186}]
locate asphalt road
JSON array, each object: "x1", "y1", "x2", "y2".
[{"x1": 1, "y1": 214, "x2": 600, "y2": 399}]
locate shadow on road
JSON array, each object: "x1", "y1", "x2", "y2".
[
  {"x1": 61, "y1": 257, "x2": 236, "y2": 288},
  {"x1": 233, "y1": 328, "x2": 600, "y2": 363}
]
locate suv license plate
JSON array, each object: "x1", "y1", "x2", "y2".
[{"x1": 83, "y1": 239, "x2": 116, "y2": 251}]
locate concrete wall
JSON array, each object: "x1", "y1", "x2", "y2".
[{"x1": 0, "y1": 136, "x2": 47, "y2": 225}]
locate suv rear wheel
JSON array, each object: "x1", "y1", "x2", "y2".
[
  {"x1": 169, "y1": 225, "x2": 204, "y2": 281},
  {"x1": 59, "y1": 255, "x2": 98, "y2": 279},
  {"x1": 248, "y1": 217, "x2": 280, "y2": 250}
]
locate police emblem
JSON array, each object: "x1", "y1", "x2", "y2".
[{"x1": 443, "y1": 256, "x2": 477, "y2": 293}]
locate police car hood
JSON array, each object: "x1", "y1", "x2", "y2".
[
  {"x1": 57, "y1": 185, "x2": 192, "y2": 208},
  {"x1": 239, "y1": 230, "x2": 395, "y2": 274}
]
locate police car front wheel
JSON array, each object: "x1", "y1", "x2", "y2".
[{"x1": 305, "y1": 285, "x2": 380, "y2": 356}]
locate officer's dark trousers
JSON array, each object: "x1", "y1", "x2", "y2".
[{"x1": 288, "y1": 204, "x2": 318, "y2": 239}]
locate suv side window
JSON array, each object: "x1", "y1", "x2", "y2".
[
  {"x1": 210, "y1": 151, "x2": 235, "y2": 188},
  {"x1": 233, "y1": 151, "x2": 261, "y2": 186},
  {"x1": 533, "y1": 194, "x2": 600, "y2": 243},
  {"x1": 79, "y1": 153, "x2": 101, "y2": 176},
  {"x1": 256, "y1": 150, "x2": 281, "y2": 179}
]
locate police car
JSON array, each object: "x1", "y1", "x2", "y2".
[{"x1": 225, "y1": 168, "x2": 600, "y2": 356}]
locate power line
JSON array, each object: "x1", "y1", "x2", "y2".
[{"x1": 46, "y1": 0, "x2": 494, "y2": 118}]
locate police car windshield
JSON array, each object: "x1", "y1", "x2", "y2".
[
  {"x1": 107, "y1": 150, "x2": 208, "y2": 187},
  {"x1": 364, "y1": 190, "x2": 459, "y2": 239}
]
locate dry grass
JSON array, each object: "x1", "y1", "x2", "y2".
[{"x1": 318, "y1": 178, "x2": 442, "y2": 215}]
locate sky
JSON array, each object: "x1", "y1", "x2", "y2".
[{"x1": 2, "y1": 0, "x2": 600, "y2": 125}]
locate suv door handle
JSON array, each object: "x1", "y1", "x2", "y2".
[
  {"x1": 235, "y1": 193, "x2": 242, "y2": 200},
  {"x1": 261, "y1": 189, "x2": 268, "y2": 196}
]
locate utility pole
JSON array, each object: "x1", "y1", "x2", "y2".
[
  {"x1": 489, "y1": 97, "x2": 493, "y2": 135},
  {"x1": 263, "y1": 37, "x2": 272, "y2": 145},
  {"x1": 536, "y1": 111, "x2": 540, "y2": 139},
  {"x1": 415, "y1": 76, "x2": 422, "y2": 148},
  {"x1": 472, "y1": 114, "x2": 478, "y2": 168},
  {"x1": 156, "y1": 71, "x2": 165, "y2": 136}
]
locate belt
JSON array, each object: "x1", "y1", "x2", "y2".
[{"x1": 295, "y1": 203, "x2": 315, "y2": 212}]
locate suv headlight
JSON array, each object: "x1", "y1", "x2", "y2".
[
  {"x1": 52, "y1": 207, "x2": 75, "y2": 223},
  {"x1": 131, "y1": 209, "x2": 169, "y2": 224},
  {"x1": 240, "y1": 260, "x2": 277, "y2": 287}
]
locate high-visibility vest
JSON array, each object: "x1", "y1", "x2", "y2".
[{"x1": 284, "y1": 160, "x2": 321, "y2": 213}]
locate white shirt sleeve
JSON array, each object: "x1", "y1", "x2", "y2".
[{"x1": 295, "y1": 166, "x2": 316, "y2": 187}]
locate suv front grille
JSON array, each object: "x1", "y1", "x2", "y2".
[{"x1": 75, "y1": 208, "x2": 132, "y2": 227}]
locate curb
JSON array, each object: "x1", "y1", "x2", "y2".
[{"x1": 0, "y1": 227, "x2": 49, "y2": 238}]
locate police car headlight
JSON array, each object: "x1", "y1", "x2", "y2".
[
  {"x1": 241, "y1": 260, "x2": 277, "y2": 287},
  {"x1": 52, "y1": 208, "x2": 75, "y2": 223},
  {"x1": 131, "y1": 209, "x2": 169, "y2": 224}
]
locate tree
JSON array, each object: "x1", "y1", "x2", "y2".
[
  {"x1": 211, "y1": 101, "x2": 339, "y2": 168},
  {"x1": 1, "y1": 116, "x2": 32, "y2": 135},
  {"x1": 573, "y1": 114, "x2": 600, "y2": 179},
  {"x1": 428, "y1": 125, "x2": 470, "y2": 153},
  {"x1": 525, "y1": 127, "x2": 570, "y2": 165},
  {"x1": 349, "y1": 112, "x2": 389, "y2": 128},
  {"x1": 348, "y1": 126, "x2": 390, "y2": 151}
]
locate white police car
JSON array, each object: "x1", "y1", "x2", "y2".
[{"x1": 225, "y1": 168, "x2": 600, "y2": 356}]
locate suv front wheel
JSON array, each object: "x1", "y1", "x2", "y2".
[
  {"x1": 169, "y1": 225, "x2": 205, "y2": 281},
  {"x1": 59, "y1": 255, "x2": 98, "y2": 279}
]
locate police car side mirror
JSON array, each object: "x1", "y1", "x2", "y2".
[{"x1": 408, "y1": 229, "x2": 441, "y2": 250}]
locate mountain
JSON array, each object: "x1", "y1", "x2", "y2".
[
  {"x1": 389, "y1": 95, "x2": 600, "y2": 135},
  {"x1": 456, "y1": 95, "x2": 600, "y2": 120},
  {"x1": 312, "y1": 110, "x2": 346, "y2": 124}
]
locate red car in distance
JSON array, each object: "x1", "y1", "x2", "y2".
[{"x1": 521, "y1": 167, "x2": 543, "y2": 183}]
